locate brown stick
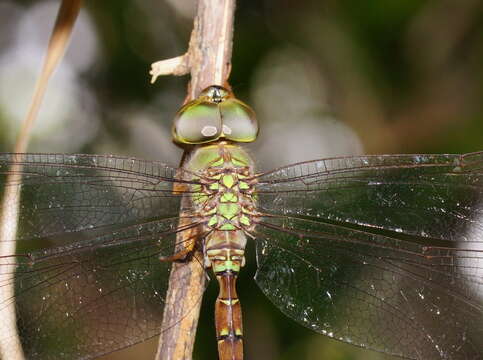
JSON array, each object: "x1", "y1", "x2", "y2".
[
  {"x1": 154, "y1": 1, "x2": 237, "y2": 360},
  {"x1": 150, "y1": 0, "x2": 235, "y2": 96}
]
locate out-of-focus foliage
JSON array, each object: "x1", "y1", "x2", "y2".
[{"x1": 0, "y1": 1, "x2": 482, "y2": 359}]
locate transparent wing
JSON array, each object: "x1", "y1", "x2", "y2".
[
  {"x1": 0, "y1": 153, "x2": 197, "y2": 242},
  {"x1": 0, "y1": 153, "x2": 205, "y2": 359},
  {"x1": 254, "y1": 152, "x2": 483, "y2": 359},
  {"x1": 1, "y1": 218, "x2": 206, "y2": 359},
  {"x1": 254, "y1": 216, "x2": 483, "y2": 360},
  {"x1": 255, "y1": 152, "x2": 483, "y2": 241}
]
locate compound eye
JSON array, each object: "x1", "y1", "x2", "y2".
[
  {"x1": 220, "y1": 99, "x2": 258, "y2": 143},
  {"x1": 172, "y1": 101, "x2": 222, "y2": 144}
]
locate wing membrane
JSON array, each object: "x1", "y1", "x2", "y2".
[
  {"x1": 0, "y1": 217, "x2": 206, "y2": 359},
  {"x1": 255, "y1": 152, "x2": 483, "y2": 241},
  {"x1": 254, "y1": 215, "x2": 483, "y2": 359},
  {"x1": 0, "y1": 153, "x2": 207, "y2": 359},
  {"x1": 254, "y1": 152, "x2": 483, "y2": 359},
  {"x1": 0, "y1": 153, "x2": 199, "y2": 242}
]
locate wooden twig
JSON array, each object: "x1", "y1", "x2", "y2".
[
  {"x1": 0, "y1": 1, "x2": 82, "y2": 359},
  {"x1": 154, "y1": 1, "x2": 237, "y2": 359},
  {"x1": 150, "y1": 55, "x2": 189, "y2": 84},
  {"x1": 150, "y1": 0, "x2": 235, "y2": 97}
]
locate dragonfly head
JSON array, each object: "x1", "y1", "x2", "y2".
[{"x1": 172, "y1": 85, "x2": 259, "y2": 145}]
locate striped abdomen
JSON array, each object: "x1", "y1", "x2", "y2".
[{"x1": 207, "y1": 234, "x2": 246, "y2": 360}]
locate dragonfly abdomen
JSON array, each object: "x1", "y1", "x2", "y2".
[{"x1": 208, "y1": 245, "x2": 244, "y2": 360}]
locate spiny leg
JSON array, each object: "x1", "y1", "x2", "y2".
[{"x1": 159, "y1": 232, "x2": 198, "y2": 263}]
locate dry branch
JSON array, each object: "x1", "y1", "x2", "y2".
[
  {"x1": 154, "y1": 1, "x2": 237, "y2": 359},
  {"x1": 150, "y1": 0, "x2": 235, "y2": 97}
]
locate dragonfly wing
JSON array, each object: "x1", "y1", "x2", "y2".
[
  {"x1": 0, "y1": 217, "x2": 206, "y2": 359},
  {"x1": 256, "y1": 152, "x2": 483, "y2": 241},
  {"x1": 254, "y1": 215, "x2": 483, "y2": 359},
  {"x1": 0, "y1": 153, "x2": 194, "y2": 243},
  {"x1": 255, "y1": 152, "x2": 483, "y2": 359},
  {"x1": 0, "y1": 153, "x2": 206, "y2": 358}
]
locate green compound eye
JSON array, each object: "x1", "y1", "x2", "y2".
[
  {"x1": 173, "y1": 101, "x2": 222, "y2": 144},
  {"x1": 220, "y1": 98, "x2": 258, "y2": 143},
  {"x1": 172, "y1": 85, "x2": 258, "y2": 145}
]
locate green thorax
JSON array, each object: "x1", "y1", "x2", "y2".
[
  {"x1": 183, "y1": 142, "x2": 257, "y2": 270},
  {"x1": 184, "y1": 142, "x2": 256, "y2": 233}
]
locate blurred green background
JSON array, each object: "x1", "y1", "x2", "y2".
[{"x1": 1, "y1": 0, "x2": 482, "y2": 359}]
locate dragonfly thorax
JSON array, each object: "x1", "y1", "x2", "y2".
[
  {"x1": 199, "y1": 169, "x2": 256, "y2": 232},
  {"x1": 185, "y1": 144, "x2": 257, "y2": 233},
  {"x1": 183, "y1": 143, "x2": 257, "y2": 264}
]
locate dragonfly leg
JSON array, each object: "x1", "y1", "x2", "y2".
[{"x1": 159, "y1": 236, "x2": 197, "y2": 263}]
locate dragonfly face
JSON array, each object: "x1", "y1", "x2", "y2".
[{"x1": 0, "y1": 86, "x2": 482, "y2": 360}]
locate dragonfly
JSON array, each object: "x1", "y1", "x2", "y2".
[{"x1": 0, "y1": 85, "x2": 482, "y2": 360}]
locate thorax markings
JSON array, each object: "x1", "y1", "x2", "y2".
[{"x1": 192, "y1": 158, "x2": 257, "y2": 233}]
